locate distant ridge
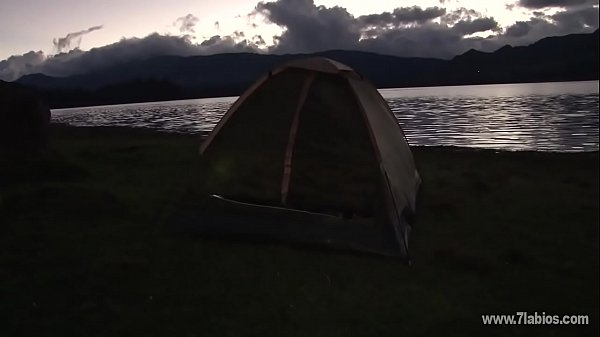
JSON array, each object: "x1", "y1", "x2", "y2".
[
  {"x1": 448, "y1": 30, "x2": 599, "y2": 84},
  {"x1": 15, "y1": 30, "x2": 599, "y2": 108}
]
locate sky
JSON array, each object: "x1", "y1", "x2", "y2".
[{"x1": 0, "y1": 0, "x2": 598, "y2": 81}]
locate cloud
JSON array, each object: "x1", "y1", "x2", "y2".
[
  {"x1": 1, "y1": 0, "x2": 598, "y2": 81},
  {"x1": 451, "y1": 17, "x2": 500, "y2": 35},
  {"x1": 254, "y1": 0, "x2": 598, "y2": 57},
  {"x1": 174, "y1": 14, "x2": 199, "y2": 33},
  {"x1": 0, "y1": 51, "x2": 45, "y2": 82},
  {"x1": 52, "y1": 25, "x2": 104, "y2": 53},
  {"x1": 359, "y1": 6, "x2": 446, "y2": 26},
  {"x1": 253, "y1": 35, "x2": 266, "y2": 45},
  {"x1": 0, "y1": 33, "x2": 262, "y2": 81},
  {"x1": 552, "y1": 5, "x2": 599, "y2": 29},
  {"x1": 439, "y1": 7, "x2": 483, "y2": 25},
  {"x1": 253, "y1": 0, "x2": 459, "y2": 55},
  {"x1": 495, "y1": 5, "x2": 597, "y2": 48},
  {"x1": 500, "y1": 5, "x2": 598, "y2": 42},
  {"x1": 357, "y1": 24, "x2": 467, "y2": 58},
  {"x1": 505, "y1": 21, "x2": 533, "y2": 37},
  {"x1": 253, "y1": 0, "x2": 503, "y2": 57},
  {"x1": 517, "y1": 0, "x2": 598, "y2": 9},
  {"x1": 199, "y1": 34, "x2": 253, "y2": 52},
  {"x1": 254, "y1": 0, "x2": 360, "y2": 53}
]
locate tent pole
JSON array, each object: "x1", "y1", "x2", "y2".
[{"x1": 280, "y1": 72, "x2": 316, "y2": 205}]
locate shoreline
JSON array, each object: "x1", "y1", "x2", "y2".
[
  {"x1": 49, "y1": 123, "x2": 600, "y2": 155},
  {"x1": 47, "y1": 79, "x2": 600, "y2": 110}
]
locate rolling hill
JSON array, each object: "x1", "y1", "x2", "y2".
[{"x1": 15, "y1": 30, "x2": 599, "y2": 108}]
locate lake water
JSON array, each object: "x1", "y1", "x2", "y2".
[{"x1": 52, "y1": 81, "x2": 599, "y2": 152}]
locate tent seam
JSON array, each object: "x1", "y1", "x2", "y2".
[{"x1": 280, "y1": 71, "x2": 317, "y2": 205}]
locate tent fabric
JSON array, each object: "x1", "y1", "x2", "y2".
[
  {"x1": 198, "y1": 57, "x2": 420, "y2": 259},
  {"x1": 273, "y1": 57, "x2": 354, "y2": 75}
]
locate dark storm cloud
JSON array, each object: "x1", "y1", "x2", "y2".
[
  {"x1": 497, "y1": 4, "x2": 597, "y2": 47},
  {"x1": 254, "y1": 0, "x2": 360, "y2": 52},
  {"x1": 253, "y1": 0, "x2": 448, "y2": 54},
  {"x1": 254, "y1": 0, "x2": 502, "y2": 57},
  {"x1": 0, "y1": 51, "x2": 45, "y2": 82},
  {"x1": 505, "y1": 21, "x2": 533, "y2": 36},
  {"x1": 0, "y1": 33, "x2": 262, "y2": 81},
  {"x1": 500, "y1": 4, "x2": 598, "y2": 42},
  {"x1": 358, "y1": 12, "x2": 393, "y2": 26},
  {"x1": 517, "y1": 0, "x2": 598, "y2": 9},
  {"x1": 357, "y1": 24, "x2": 467, "y2": 58},
  {"x1": 451, "y1": 17, "x2": 500, "y2": 35},
  {"x1": 52, "y1": 25, "x2": 103, "y2": 53},
  {"x1": 174, "y1": 14, "x2": 199, "y2": 33},
  {"x1": 501, "y1": 17, "x2": 560, "y2": 41},
  {"x1": 254, "y1": 0, "x2": 598, "y2": 57},
  {"x1": 359, "y1": 6, "x2": 446, "y2": 26},
  {"x1": 438, "y1": 7, "x2": 482, "y2": 25},
  {"x1": 552, "y1": 6, "x2": 599, "y2": 29},
  {"x1": 198, "y1": 34, "x2": 251, "y2": 50},
  {"x1": 69, "y1": 33, "x2": 259, "y2": 71},
  {"x1": 391, "y1": 6, "x2": 447, "y2": 23}
]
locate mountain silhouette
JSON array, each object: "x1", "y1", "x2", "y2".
[{"x1": 15, "y1": 30, "x2": 599, "y2": 108}]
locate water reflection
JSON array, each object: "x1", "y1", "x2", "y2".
[
  {"x1": 52, "y1": 81, "x2": 599, "y2": 152},
  {"x1": 53, "y1": 97, "x2": 235, "y2": 135},
  {"x1": 390, "y1": 92, "x2": 599, "y2": 152}
]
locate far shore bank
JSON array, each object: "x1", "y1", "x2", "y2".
[{"x1": 46, "y1": 79, "x2": 600, "y2": 110}]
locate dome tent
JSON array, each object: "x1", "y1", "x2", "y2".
[{"x1": 198, "y1": 57, "x2": 421, "y2": 260}]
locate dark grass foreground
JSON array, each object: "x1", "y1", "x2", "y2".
[{"x1": 1, "y1": 125, "x2": 598, "y2": 336}]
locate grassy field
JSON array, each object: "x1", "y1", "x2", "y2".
[{"x1": 1, "y1": 124, "x2": 598, "y2": 336}]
